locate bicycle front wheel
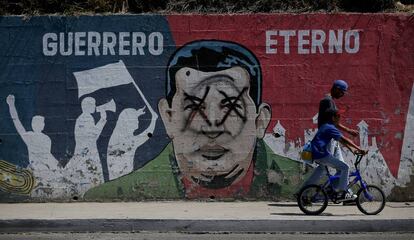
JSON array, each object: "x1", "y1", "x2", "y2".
[
  {"x1": 297, "y1": 184, "x2": 328, "y2": 215},
  {"x1": 356, "y1": 185, "x2": 385, "y2": 215}
]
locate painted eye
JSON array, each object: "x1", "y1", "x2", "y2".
[
  {"x1": 184, "y1": 104, "x2": 197, "y2": 110},
  {"x1": 184, "y1": 104, "x2": 205, "y2": 111},
  {"x1": 222, "y1": 103, "x2": 243, "y2": 109}
]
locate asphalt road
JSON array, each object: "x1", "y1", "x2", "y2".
[{"x1": 0, "y1": 232, "x2": 413, "y2": 240}]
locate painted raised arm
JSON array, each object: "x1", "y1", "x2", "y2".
[
  {"x1": 6, "y1": 95, "x2": 28, "y2": 139},
  {"x1": 131, "y1": 80, "x2": 158, "y2": 140},
  {"x1": 141, "y1": 98, "x2": 158, "y2": 138}
]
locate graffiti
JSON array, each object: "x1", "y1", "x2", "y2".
[
  {"x1": 217, "y1": 87, "x2": 248, "y2": 125},
  {"x1": 0, "y1": 160, "x2": 34, "y2": 194},
  {"x1": 0, "y1": 15, "x2": 413, "y2": 201},
  {"x1": 84, "y1": 40, "x2": 303, "y2": 199},
  {"x1": 183, "y1": 88, "x2": 212, "y2": 129}
]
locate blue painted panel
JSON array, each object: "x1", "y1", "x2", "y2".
[{"x1": 0, "y1": 16, "x2": 174, "y2": 184}]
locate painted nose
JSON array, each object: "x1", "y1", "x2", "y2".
[
  {"x1": 201, "y1": 104, "x2": 225, "y2": 139},
  {"x1": 201, "y1": 125, "x2": 224, "y2": 139}
]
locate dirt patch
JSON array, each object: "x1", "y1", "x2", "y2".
[{"x1": 1, "y1": 0, "x2": 410, "y2": 15}]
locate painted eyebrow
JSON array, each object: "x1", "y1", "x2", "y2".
[
  {"x1": 184, "y1": 93, "x2": 203, "y2": 102},
  {"x1": 203, "y1": 74, "x2": 235, "y2": 82}
]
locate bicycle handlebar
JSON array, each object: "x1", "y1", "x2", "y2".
[{"x1": 354, "y1": 153, "x2": 365, "y2": 169}]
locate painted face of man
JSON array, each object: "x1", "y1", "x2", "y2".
[
  {"x1": 81, "y1": 97, "x2": 96, "y2": 114},
  {"x1": 159, "y1": 66, "x2": 271, "y2": 188},
  {"x1": 32, "y1": 116, "x2": 45, "y2": 133}
]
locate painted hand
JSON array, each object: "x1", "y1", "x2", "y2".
[
  {"x1": 137, "y1": 106, "x2": 146, "y2": 117},
  {"x1": 6, "y1": 95, "x2": 15, "y2": 105}
]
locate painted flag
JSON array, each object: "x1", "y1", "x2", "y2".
[{"x1": 73, "y1": 60, "x2": 134, "y2": 98}]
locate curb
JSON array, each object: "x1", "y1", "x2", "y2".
[{"x1": 1, "y1": 219, "x2": 414, "y2": 233}]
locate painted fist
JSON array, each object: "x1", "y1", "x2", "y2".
[
  {"x1": 6, "y1": 95, "x2": 15, "y2": 105},
  {"x1": 137, "y1": 106, "x2": 146, "y2": 117}
]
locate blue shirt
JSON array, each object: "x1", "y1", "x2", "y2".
[{"x1": 311, "y1": 123, "x2": 342, "y2": 159}]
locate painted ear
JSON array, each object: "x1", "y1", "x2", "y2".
[
  {"x1": 255, "y1": 103, "x2": 271, "y2": 139},
  {"x1": 158, "y1": 98, "x2": 175, "y2": 139}
]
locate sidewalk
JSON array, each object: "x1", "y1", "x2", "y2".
[{"x1": 1, "y1": 201, "x2": 413, "y2": 233}]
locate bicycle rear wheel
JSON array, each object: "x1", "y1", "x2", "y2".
[
  {"x1": 356, "y1": 185, "x2": 385, "y2": 215},
  {"x1": 297, "y1": 184, "x2": 328, "y2": 215}
]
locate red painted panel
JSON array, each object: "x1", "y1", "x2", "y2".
[{"x1": 167, "y1": 14, "x2": 414, "y2": 177}]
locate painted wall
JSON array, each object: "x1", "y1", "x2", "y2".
[{"x1": 0, "y1": 14, "x2": 412, "y2": 201}]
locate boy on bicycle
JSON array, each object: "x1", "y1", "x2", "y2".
[{"x1": 302, "y1": 110, "x2": 367, "y2": 201}]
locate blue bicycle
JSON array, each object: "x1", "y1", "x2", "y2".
[{"x1": 297, "y1": 153, "x2": 386, "y2": 215}]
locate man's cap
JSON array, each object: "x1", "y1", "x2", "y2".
[{"x1": 333, "y1": 79, "x2": 348, "y2": 92}]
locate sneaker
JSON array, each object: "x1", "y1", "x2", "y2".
[
  {"x1": 345, "y1": 189, "x2": 357, "y2": 202},
  {"x1": 336, "y1": 190, "x2": 357, "y2": 203}
]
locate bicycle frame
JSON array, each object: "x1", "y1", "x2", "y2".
[
  {"x1": 298, "y1": 153, "x2": 385, "y2": 215},
  {"x1": 321, "y1": 154, "x2": 374, "y2": 201}
]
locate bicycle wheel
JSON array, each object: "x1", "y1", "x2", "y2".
[
  {"x1": 356, "y1": 185, "x2": 385, "y2": 215},
  {"x1": 297, "y1": 184, "x2": 328, "y2": 215}
]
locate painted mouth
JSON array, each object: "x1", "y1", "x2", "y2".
[{"x1": 198, "y1": 145, "x2": 229, "y2": 160}]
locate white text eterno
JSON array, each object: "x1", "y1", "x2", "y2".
[
  {"x1": 266, "y1": 29, "x2": 360, "y2": 54},
  {"x1": 43, "y1": 32, "x2": 164, "y2": 56}
]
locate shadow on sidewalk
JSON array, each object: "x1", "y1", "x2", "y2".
[
  {"x1": 268, "y1": 203, "x2": 298, "y2": 207},
  {"x1": 270, "y1": 212, "x2": 333, "y2": 216},
  {"x1": 270, "y1": 212, "x2": 362, "y2": 217},
  {"x1": 386, "y1": 203, "x2": 414, "y2": 208},
  {"x1": 268, "y1": 203, "x2": 362, "y2": 208}
]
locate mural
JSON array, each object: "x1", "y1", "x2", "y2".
[
  {"x1": 4, "y1": 61, "x2": 159, "y2": 197},
  {"x1": 0, "y1": 14, "x2": 413, "y2": 201},
  {"x1": 84, "y1": 40, "x2": 303, "y2": 200}
]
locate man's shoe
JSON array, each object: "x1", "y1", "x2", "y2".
[
  {"x1": 342, "y1": 192, "x2": 358, "y2": 205},
  {"x1": 336, "y1": 190, "x2": 357, "y2": 203},
  {"x1": 343, "y1": 189, "x2": 357, "y2": 202}
]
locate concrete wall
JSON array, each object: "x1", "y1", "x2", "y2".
[{"x1": 0, "y1": 14, "x2": 413, "y2": 201}]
